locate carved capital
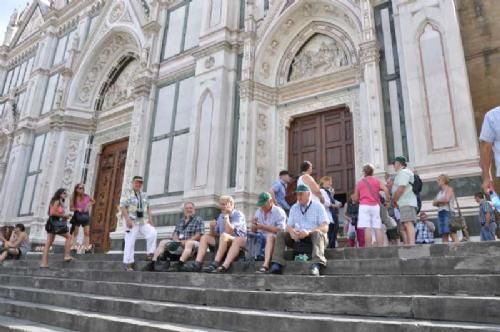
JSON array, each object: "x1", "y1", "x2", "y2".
[{"x1": 359, "y1": 41, "x2": 379, "y2": 64}]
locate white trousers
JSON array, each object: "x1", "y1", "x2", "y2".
[{"x1": 123, "y1": 223, "x2": 158, "y2": 264}]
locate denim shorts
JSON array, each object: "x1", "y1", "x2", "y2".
[{"x1": 438, "y1": 210, "x2": 450, "y2": 235}]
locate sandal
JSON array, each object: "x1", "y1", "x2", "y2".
[
  {"x1": 215, "y1": 265, "x2": 228, "y2": 274},
  {"x1": 40, "y1": 265, "x2": 49, "y2": 269},
  {"x1": 63, "y1": 257, "x2": 75, "y2": 262},
  {"x1": 256, "y1": 266, "x2": 269, "y2": 274},
  {"x1": 202, "y1": 261, "x2": 219, "y2": 273},
  {"x1": 85, "y1": 244, "x2": 94, "y2": 254}
]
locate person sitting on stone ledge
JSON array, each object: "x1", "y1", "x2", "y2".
[
  {"x1": 251, "y1": 192, "x2": 287, "y2": 273},
  {"x1": 0, "y1": 224, "x2": 30, "y2": 265},
  {"x1": 182, "y1": 195, "x2": 246, "y2": 273},
  {"x1": 149, "y1": 201, "x2": 204, "y2": 271},
  {"x1": 270, "y1": 184, "x2": 329, "y2": 277}
]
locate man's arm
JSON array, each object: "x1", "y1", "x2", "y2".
[
  {"x1": 189, "y1": 233, "x2": 202, "y2": 241},
  {"x1": 223, "y1": 215, "x2": 235, "y2": 234},
  {"x1": 380, "y1": 182, "x2": 390, "y2": 205},
  {"x1": 147, "y1": 207, "x2": 154, "y2": 226},
  {"x1": 393, "y1": 186, "x2": 405, "y2": 204},
  {"x1": 426, "y1": 221, "x2": 435, "y2": 233},
  {"x1": 480, "y1": 141, "x2": 494, "y2": 192}
]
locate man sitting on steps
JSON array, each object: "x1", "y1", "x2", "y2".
[
  {"x1": 252, "y1": 192, "x2": 287, "y2": 273},
  {"x1": 182, "y1": 195, "x2": 246, "y2": 273},
  {"x1": 149, "y1": 201, "x2": 204, "y2": 271},
  {"x1": 270, "y1": 184, "x2": 329, "y2": 277}
]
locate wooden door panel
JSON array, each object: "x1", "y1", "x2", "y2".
[
  {"x1": 289, "y1": 108, "x2": 354, "y2": 197},
  {"x1": 90, "y1": 139, "x2": 128, "y2": 253}
]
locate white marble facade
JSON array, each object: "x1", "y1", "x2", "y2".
[{"x1": 0, "y1": 0, "x2": 481, "y2": 245}]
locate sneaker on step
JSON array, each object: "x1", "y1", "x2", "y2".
[
  {"x1": 309, "y1": 263, "x2": 322, "y2": 277},
  {"x1": 124, "y1": 263, "x2": 135, "y2": 272},
  {"x1": 203, "y1": 261, "x2": 219, "y2": 273},
  {"x1": 269, "y1": 262, "x2": 283, "y2": 275}
]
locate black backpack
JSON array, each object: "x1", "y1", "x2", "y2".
[{"x1": 411, "y1": 174, "x2": 423, "y2": 195}]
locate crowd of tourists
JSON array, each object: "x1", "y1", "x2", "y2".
[{"x1": 1, "y1": 107, "x2": 499, "y2": 273}]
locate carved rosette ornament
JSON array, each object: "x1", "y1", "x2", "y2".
[{"x1": 109, "y1": 1, "x2": 126, "y2": 24}]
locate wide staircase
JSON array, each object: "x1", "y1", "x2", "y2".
[{"x1": 0, "y1": 242, "x2": 500, "y2": 331}]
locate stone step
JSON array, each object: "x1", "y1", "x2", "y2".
[
  {"x1": 2, "y1": 267, "x2": 500, "y2": 296},
  {"x1": 0, "y1": 287, "x2": 499, "y2": 332},
  {"x1": 25, "y1": 241, "x2": 500, "y2": 261},
  {"x1": 7, "y1": 254, "x2": 500, "y2": 275},
  {"x1": 0, "y1": 315, "x2": 76, "y2": 332},
  {"x1": 0, "y1": 277, "x2": 499, "y2": 325},
  {"x1": 0, "y1": 298, "x2": 227, "y2": 332}
]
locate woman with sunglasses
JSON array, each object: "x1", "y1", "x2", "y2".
[
  {"x1": 70, "y1": 183, "x2": 95, "y2": 254},
  {"x1": 40, "y1": 188, "x2": 73, "y2": 268}
]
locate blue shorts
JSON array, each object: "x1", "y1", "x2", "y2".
[{"x1": 438, "y1": 210, "x2": 450, "y2": 235}]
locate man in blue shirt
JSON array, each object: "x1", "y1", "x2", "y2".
[
  {"x1": 480, "y1": 107, "x2": 500, "y2": 192},
  {"x1": 181, "y1": 195, "x2": 246, "y2": 273},
  {"x1": 270, "y1": 184, "x2": 329, "y2": 276},
  {"x1": 270, "y1": 170, "x2": 291, "y2": 214}
]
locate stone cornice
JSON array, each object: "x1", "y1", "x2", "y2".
[
  {"x1": 47, "y1": 112, "x2": 96, "y2": 132},
  {"x1": 191, "y1": 41, "x2": 237, "y2": 59},
  {"x1": 239, "y1": 80, "x2": 278, "y2": 104},
  {"x1": 278, "y1": 67, "x2": 360, "y2": 104}
]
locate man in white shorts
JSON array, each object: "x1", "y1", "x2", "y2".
[{"x1": 151, "y1": 201, "x2": 204, "y2": 271}]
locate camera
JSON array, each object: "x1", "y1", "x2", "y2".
[{"x1": 136, "y1": 210, "x2": 144, "y2": 218}]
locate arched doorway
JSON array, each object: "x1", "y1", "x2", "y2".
[{"x1": 88, "y1": 55, "x2": 139, "y2": 252}]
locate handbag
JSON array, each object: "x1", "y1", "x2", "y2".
[
  {"x1": 48, "y1": 216, "x2": 69, "y2": 235},
  {"x1": 449, "y1": 197, "x2": 465, "y2": 232},
  {"x1": 362, "y1": 178, "x2": 396, "y2": 229}
]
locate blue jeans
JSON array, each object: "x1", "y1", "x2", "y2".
[
  {"x1": 480, "y1": 223, "x2": 497, "y2": 241},
  {"x1": 437, "y1": 210, "x2": 450, "y2": 235}
]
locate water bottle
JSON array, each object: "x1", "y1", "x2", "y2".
[{"x1": 490, "y1": 191, "x2": 500, "y2": 210}]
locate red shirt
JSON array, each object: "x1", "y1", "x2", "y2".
[{"x1": 357, "y1": 176, "x2": 381, "y2": 206}]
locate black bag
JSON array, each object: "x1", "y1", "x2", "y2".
[
  {"x1": 47, "y1": 216, "x2": 68, "y2": 235},
  {"x1": 411, "y1": 174, "x2": 423, "y2": 194},
  {"x1": 293, "y1": 239, "x2": 313, "y2": 257}
]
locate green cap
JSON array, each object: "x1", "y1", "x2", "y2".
[
  {"x1": 256, "y1": 192, "x2": 272, "y2": 207},
  {"x1": 392, "y1": 156, "x2": 407, "y2": 165},
  {"x1": 295, "y1": 184, "x2": 311, "y2": 193}
]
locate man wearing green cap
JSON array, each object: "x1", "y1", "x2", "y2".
[
  {"x1": 270, "y1": 184, "x2": 329, "y2": 276},
  {"x1": 392, "y1": 156, "x2": 417, "y2": 245},
  {"x1": 150, "y1": 201, "x2": 204, "y2": 271},
  {"x1": 251, "y1": 192, "x2": 287, "y2": 273}
]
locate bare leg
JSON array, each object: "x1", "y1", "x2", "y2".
[
  {"x1": 71, "y1": 226, "x2": 80, "y2": 247},
  {"x1": 442, "y1": 233, "x2": 449, "y2": 243},
  {"x1": 195, "y1": 235, "x2": 215, "y2": 263},
  {"x1": 0, "y1": 251, "x2": 8, "y2": 263},
  {"x1": 83, "y1": 226, "x2": 91, "y2": 248},
  {"x1": 41, "y1": 234, "x2": 55, "y2": 267},
  {"x1": 375, "y1": 229, "x2": 385, "y2": 247},
  {"x1": 180, "y1": 240, "x2": 195, "y2": 263},
  {"x1": 450, "y1": 232, "x2": 459, "y2": 243},
  {"x1": 402, "y1": 221, "x2": 416, "y2": 245},
  {"x1": 63, "y1": 233, "x2": 73, "y2": 260},
  {"x1": 364, "y1": 228, "x2": 373, "y2": 248},
  {"x1": 152, "y1": 240, "x2": 168, "y2": 261},
  {"x1": 222, "y1": 237, "x2": 246, "y2": 269},
  {"x1": 263, "y1": 234, "x2": 275, "y2": 268},
  {"x1": 214, "y1": 233, "x2": 232, "y2": 263}
]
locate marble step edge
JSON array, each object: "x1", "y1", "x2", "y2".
[{"x1": 1, "y1": 285, "x2": 500, "y2": 327}]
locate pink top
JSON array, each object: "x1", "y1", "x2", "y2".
[
  {"x1": 74, "y1": 194, "x2": 91, "y2": 212},
  {"x1": 49, "y1": 203, "x2": 64, "y2": 216},
  {"x1": 357, "y1": 176, "x2": 381, "y2": 206}
]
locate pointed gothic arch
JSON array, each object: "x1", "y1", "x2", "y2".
[{"x1": 193, "y1": 89, "x2": 215, "y2": 188}]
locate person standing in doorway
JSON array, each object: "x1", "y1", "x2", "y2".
[
  {"x1": 392, "y1": 156, "x2": 417, "y2": 245},
  {"x1": 297, "y1": 161, "x2": 325, "y2": 204},
  {"x1": 121, "y1": 176, "x2": 157, "y2": 271},
  {"x1": 40, "y1": 188, "x2": 74, "y2": 268},
  {"x1": 70, "y1": 183, "x2": 95, "y2": 254},
  {"x1": 479, "y1": 106, "x2": 500, "y2": 192},
  {"x1": 270, "y1": 170, "x2": 291, "y2": 215}
]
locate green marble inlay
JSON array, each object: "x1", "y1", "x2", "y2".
[{"x1": 420, "y1": 176, "x2": 481, "y2": 201}]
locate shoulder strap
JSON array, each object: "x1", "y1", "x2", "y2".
[
  {"x1": 362, "y1": 178, "x2": 381, "y2": 206},
  {"x1": 454, "y1": 196, "x2": 462, "y2": 217}
]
